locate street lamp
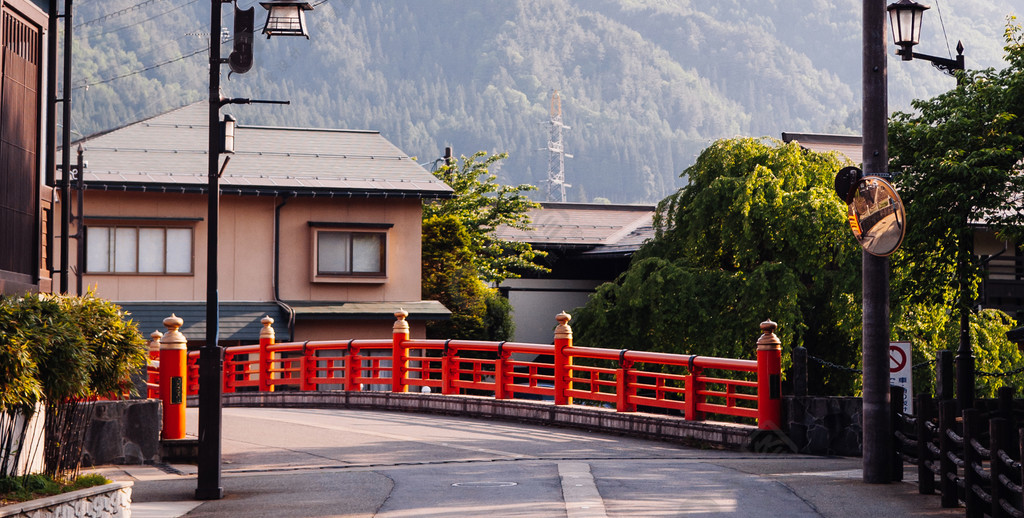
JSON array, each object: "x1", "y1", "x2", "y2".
[
  {"x1": 887, "y1": 0, "x2": 928, "y2": 57},
  {"x1": 198, "y1": 0, "x2": 313, "y2": 501},
  {"x1": 260, "y1": 1, "x2": 313, "y2": 38},
  {"x1": 887, "y1": 0, "x2": 965, "y2": 75},
  {"x1": 886, "y1": 0, "x2": 970, "y2": 412}
]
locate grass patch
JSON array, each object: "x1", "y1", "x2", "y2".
[{"x1": 0, "y1": 473, "x2": 110, "y2": 506}]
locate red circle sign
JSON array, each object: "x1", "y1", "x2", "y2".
[{"x1": 889, "y1": 346, "x2": 907, "y2": 373}]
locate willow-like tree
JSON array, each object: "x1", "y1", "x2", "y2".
[{"x1": 572, "y1": 137, "x2": 862, "y2": 394}]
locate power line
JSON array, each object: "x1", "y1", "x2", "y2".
[
  {"x1": 934, "y1": 0, "x2": 954, "y2": 58},
  {"x1": 72, "y1": 45, "x2": 208, "y2": 91},
  {"x1": 75, "y1": 0, "x2": 167, "y2": 28},
  {"x1": 79, "y1": 0, "x2": 201, "y2": 38}
]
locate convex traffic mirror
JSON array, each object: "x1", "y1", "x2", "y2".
[{"x1": 834, "y1": 167, "x2": 907, "y2": 257}]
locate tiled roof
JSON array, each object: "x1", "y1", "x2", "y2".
[
  {"x1": 495, "y1": 202, "x2": 655, "y2": 253},
  {"x1": 287, "y1": 300, "x2": 450, "y2": 320},
  {"x1": 781, "y1": 132, "x2": 863, "y2": 166},
  {"x1": 120, "y1": 301, "x2": 289, "y2": 342},
  {"x1": 73, "y1": 103, "x2": 452, "y2": 198}
]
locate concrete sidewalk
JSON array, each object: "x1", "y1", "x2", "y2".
[{"x1": 97, "y1": 407, "x2": 963, "y2": 517}]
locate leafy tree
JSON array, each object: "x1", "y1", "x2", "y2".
[
  {"x1": 572, "y1": 137, "x2": 862, "y2": 394},
  {"x1": 889, "y1": 20, "x2": 1024, "y2": 391},
  {"x1": 421, "y1": 214, "x2": 513, "y2": 340},
  {"x1": 424, "y1": 151, "x2": 546, "y2": 284}
]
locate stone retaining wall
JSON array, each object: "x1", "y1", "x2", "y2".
[
  {"x1": 0, "y1": 481, "x2": 132, "y2": 518},
  {"x1": 82, "y1": 399, "x2": 161, "y2": 466},
  {"x1": 782, "y1": 396, "x2": 863, "y2": 456}
]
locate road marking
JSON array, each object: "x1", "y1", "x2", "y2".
[
  {"x1": 559, "y1": 462, "x2": 608, "y2": 518},
  {"x1": 131, "y1": 501, "x2": 203, "y2": 518}
]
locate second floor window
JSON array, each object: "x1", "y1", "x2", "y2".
[
  {"x1": 316, "y1": 231, "x2": 386, "y2": 276},
  {"x1": 86, "y1": 226, "x2": 193, "y2": 274}
]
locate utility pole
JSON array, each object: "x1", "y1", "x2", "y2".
[{"x1": 862, "y1": 0, "x2": 892, "y2": 484}]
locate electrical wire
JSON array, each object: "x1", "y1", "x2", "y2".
[
  {"x1": 72, "y1": 45, "x2": 209, "y2": 91},
  {"x1": 75, "y1": 0, "x2": 166, "y2": 28},
  {"x1": 933, "y1": 0, "x2": 954, "y2": 58},
  {"x1": 79, "y1": 0, "x2": 201, "y2": 38}
]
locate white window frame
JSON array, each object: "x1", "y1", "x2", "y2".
[
  {"x1": 85, "y1": 224, "x2": 194, "y2": 275},
  {"x1": 310, "y1": 223, "x2": 390, "y2": 283}
]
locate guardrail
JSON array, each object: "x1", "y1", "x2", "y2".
[
  {"x1": 150, "y1": 311, "x2": 784, "y2": 438},
  {"x1": 892, "y1": 385, "x2": 1024, "y2": 516}
]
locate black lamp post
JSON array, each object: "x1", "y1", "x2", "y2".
[
  {"x1": 886, "y1": 0, "x2": 971, "y2": 412},
  {"x1": 197, "y1": 0, "x2": 312, "y2": 501}
]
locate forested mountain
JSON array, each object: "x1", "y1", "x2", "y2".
[{"x1": 67, "y1": 0, "x2": 1016, "y2": 203}]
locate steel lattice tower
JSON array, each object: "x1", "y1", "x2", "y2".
[{"x1": 543, "y1": 90, "x2": 572, "y2": 202}]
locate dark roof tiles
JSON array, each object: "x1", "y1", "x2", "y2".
[{"x1": 74, "y1": 103, "x2": 452, "y2": 197}]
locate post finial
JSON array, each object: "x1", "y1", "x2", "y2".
[
  {"x1": 163, "y1": 313, "x2": 184, "y2": 332},
  {"x1": 260, "y1": 315, "x2": 276, "y2": 340},
  {"x1": 160, "y1": 314, "x2": 188, "y2": 350},
  {"x1": 555, "y1": 311, "x2": 572, "y2": 340},
  {"x1": 394, "y1": 308, "x2": 410, "y2": 332},
  {"x1": 149, "y1": 330, "x2": 164, "y2": 354},
  {"x1": 757, "y1": 319, "x2": 781, "y2": 351}
]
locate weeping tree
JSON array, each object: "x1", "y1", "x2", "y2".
[{"x1": 573, "y1": 137, "x2": 862, "y2": 394}]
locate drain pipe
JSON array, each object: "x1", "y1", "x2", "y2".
[{"x1": 273, "y1": 195, "x2": 295, "y2": 340}]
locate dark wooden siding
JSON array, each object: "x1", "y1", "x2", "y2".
[{"x1": 0, "y1": 7, "x2": 41, "y2": 288}]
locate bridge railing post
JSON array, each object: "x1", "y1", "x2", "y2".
[
  {"x1": 300, "y1": 342, "x2": 316, "y2": 392},
  {"x1": 441, "y1": 341, "x2": 456, "y2": 395},
  {"x1": 159, "y1": 314, "x2": 187, "y2": 440},
  {"x1": 684, "y1": 359, "x2": 703, "y2": 421},
  {"x1": 616, "y1": 353, "x2": 635, "y2": 412},
  {"x1": 344, "y1": 340, "x2": 360, "y2": 392},
  {"x1": 259, "y1": 315, "x2": 275, "y2": 392},
  {"x1": 222, "y1": 348, "x2": 236, "y2": 394},
  {"x1": 392, "y1": 309, "x2": 409, "y2": 393},
  {"x1": 147, "y1": 330, "x2": 162, "y2": 399},
  {"x1": 553, "y1": 312, "x2": 572, "y2": 405},
  {"x1": 495, "y1": 342, "x2": 509, "y2": 399},
  {"x1": 756, "y1": 319, "x2": 783, "y2": 430}
]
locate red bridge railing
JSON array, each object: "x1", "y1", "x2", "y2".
[{"x1": 151, "y1": 311, "x2": 784, "y2": 437}]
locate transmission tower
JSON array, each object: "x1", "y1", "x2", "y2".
[{"x1": 543, "y1": 90, "x2": 572, "y2": 202}]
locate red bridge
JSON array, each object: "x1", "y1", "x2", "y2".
[{"x1": 148, "y1": 311, "x2": 784, "y2": 443}]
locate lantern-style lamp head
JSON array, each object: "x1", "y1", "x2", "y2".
[
  {"x1": 887, "y1": 0, "x2": 930, "y2": 61},
  {"x1": 221, "y1": 114, "x2": 236, "y2": 154},
  {"x1": 260, "y1": 1, "x2": 313, "y2": 39}
]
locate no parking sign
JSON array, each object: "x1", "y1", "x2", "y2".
[{"x1": 889, "y1": 341, "x2": 913, "y2": 414}]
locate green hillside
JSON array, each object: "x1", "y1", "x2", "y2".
[{"x1": 67, "y1": 0, "x2": 1016, "y2": 203}]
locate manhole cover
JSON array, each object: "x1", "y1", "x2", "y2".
[{"x1": 451, "y1": 481, "x2": 518, "y2": 488}]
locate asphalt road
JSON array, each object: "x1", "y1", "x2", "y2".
[{"x1": 97, "y1": 406, "x2": 963, "y2": 517}]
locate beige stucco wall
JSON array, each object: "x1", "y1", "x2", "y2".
[
  {"x1": 65, "y1": 192, "x2": 423, "y2": 304},
  {"x1": 294, "y1": 319, "x2": 427, "y2": 341}
]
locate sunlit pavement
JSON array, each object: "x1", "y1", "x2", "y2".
[{"x1": 96, "y1": 407, "x2": 962, "y2": 517}]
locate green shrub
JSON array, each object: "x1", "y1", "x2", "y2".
[
  {"x1": 0, "y1": 293, "x2": 147, "y2": 481},
  {"x1": 0, "y1": 473, "x2": 110, "y2": 504}
]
